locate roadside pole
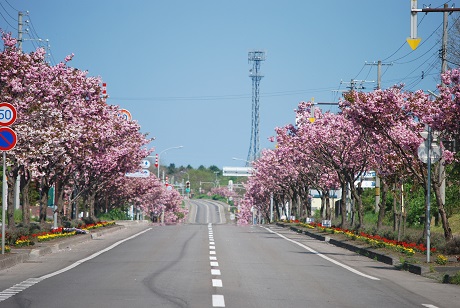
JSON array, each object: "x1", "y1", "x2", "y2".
[
  {"x1": 2, "y1": 152, "x2": 6, "y2": 254},
  {"x1": 0, "y1": 103, "x2": 18, "y2": 254}
]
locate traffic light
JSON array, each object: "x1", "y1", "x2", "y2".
[{"x1": 186, "y1": 181, "x2": 190, "y2": 189}]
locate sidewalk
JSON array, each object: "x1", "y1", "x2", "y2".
[
  {"x1": 276, "y1": 222, "x2": 460, "y2": 284},
  {"x1": 0, "y1": 220, "x2": 149, "y2": 271}
]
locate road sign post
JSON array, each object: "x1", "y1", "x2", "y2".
[{"x1": 1, "y1": 103, "x2": 17, "y2": 254}]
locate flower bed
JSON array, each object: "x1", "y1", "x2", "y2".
[
  {"x1": 295, "y1": 222, "x2": 435, "y2": 257},
  {"x1": 5, "y1": 221, "x2": 116, "y2": 249}
]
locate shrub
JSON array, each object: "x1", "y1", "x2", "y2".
[
  {"x1": 444, "y1": 236, "x2": 460, "y2": 255},
  {"x1": 450, "y1": 271, "x2": 460, "y2": 284},
  {"x1": 4, "y1": 227, "x2": 28, "y2": 245},
  {"x1": 98, "y1": 208, "x2": 129, "y2": 220},
  {"x1": 81, "y1": 216, "x2": 97, "y2": 226}
]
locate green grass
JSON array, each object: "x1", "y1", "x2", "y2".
[{"x1": 432, "y1": 213, "x2": 460, "y2": 236}]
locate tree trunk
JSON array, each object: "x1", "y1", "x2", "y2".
[
  {"x1": 350, "y1": 183, "x2": 364, "y2": 229},
  {"x1": 377, "y1": 180, "x2": 388, "y2": 230},
  {"x1": 20, "y1": 170, "x2": 31, "y2": 225},
  {"x1": 433, "y1": 180, "x2": 453, "y2": 240},
  {"x1": 325, "y1": 191, "x2": 331, "y2": 220},
  {"x1": 55, "y1": 181, "x2": 65, "y2": 225},
  {"x1": 340, "y1": 181, "x2": 347, "y2": 228},
  {"x1": 320, "y1": 193, "x2": 326, "y2": 219},
  {"x1": 275, "y1": 198, "x2": 281, "y2": 221},
  {"x1": 88, "y1": 190, "x2": 96, "y2": 219},
  {"x1": 6, "y1": 171, "x2": 17, "y2": 229},
  {"x1": 307, "y1": 193, "x2": 312, "y2": 217},
  {"x1": 39, "y1": 183, "x2": 51, "y2": 224},
  {"x1": 392, "y1": 184, "x2": 399, "y2": 232}
]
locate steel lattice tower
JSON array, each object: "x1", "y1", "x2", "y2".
[{"x1": 247, "y1": 50, "x2": 265, "y2": 164}]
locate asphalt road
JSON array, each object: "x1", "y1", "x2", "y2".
[{"x1": 0, "y1": 200, "x2": 457, "y2": 308}]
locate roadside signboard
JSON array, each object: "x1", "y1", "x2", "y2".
[
  {"x1": 222, "y1": 166, "x2": 254, "y2": 177},
  {"x1": 125, "y1": 169, "x2": 150, "y2": 178}
]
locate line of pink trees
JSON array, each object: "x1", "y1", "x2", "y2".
[
  {"x1": 0, "y1": 33, "x2": 187, "y2": 227},
  {"x1": 239, "y1": 68, "x2": 460, "y2": 241}
]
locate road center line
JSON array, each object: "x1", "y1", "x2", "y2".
[
  {"x1": 208, "y1": 223, "x2": 225, "y2": 307},
  {"x1": 262, "y1": 226, "x2": 380, "y2": 281}
]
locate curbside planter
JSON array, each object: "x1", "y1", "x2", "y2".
[
  {"x1": 303, "y1": 229, "x2": 327, "y2": 242},
  {"x1": 275, "y1": 222, "x2": 427, "y2": 276},
  {"x1": 328, "y1": 238, "x2": 396, "y2": 266}
]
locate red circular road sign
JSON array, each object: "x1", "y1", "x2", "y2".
[
  {"x1": 0, "y1": 127, "x2": 17, "y2": 151},
  {"x1": 0, "y1": 102, "x2": 17, "y2": 126},
  {"x1": 119, "y1": 109, "x2": 132, "y2": 121}
]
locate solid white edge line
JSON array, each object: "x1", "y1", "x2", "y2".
[
  {"x1": 262, "y1": 226, "x2": 380, "y2": 281},
  {"x1": 40, "y1": 228, "x2": 152, "y2": 280},
  {"x1": 0, "y1": 228, "x2": 153, "y2": 302}
]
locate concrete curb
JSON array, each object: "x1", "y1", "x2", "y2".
[
  {"x1": 279, "y1": 223, "x2": 428, "y2": 276},
  {"x1": 0, "y1": 224, "x2": 127, "y2": 271}
]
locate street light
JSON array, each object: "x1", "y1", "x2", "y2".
[{"x1": 157, "y1": 146, "x2": 184, "y2": 179}]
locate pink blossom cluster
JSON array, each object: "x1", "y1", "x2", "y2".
[
  {"x1": 0, "y1": 32, "x2": 185, "y2": 224},
  {"x1": 240, "y1": 68, "x2": 460, "y2": 238}
]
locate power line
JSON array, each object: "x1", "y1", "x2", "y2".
[
  {"x1": 394, "y1": 39, "x2": 440, "y2": 65},
  {"x1": 4, "y1": 1, "x2": 18, "y2": 12},
  {"x1": 0, "y1": 2, "x2": 16, "y2": 21},
  {"x1": 110, "y1": 86, "x2": 338, "y2": 102}
]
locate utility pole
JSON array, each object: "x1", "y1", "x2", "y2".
[
  {"x1": 407, "y1": 1, "x2": 460, "y2": 50},
  {"x1": 341, "y1": 79, "x2": 374, "y2": 91},
  {"x1": 18, "y1": 11, "x2": 23, "y2": 51},
  {"x1": 408, "y1": 1, "x2": 460, "y2": 258},
  {"x1": 365, "y1": 60, "x2": 392, "y2": 212},
  {"x1": 365, "y1": 60, "x2": 393, "y2": 90},
  {"x1": 438, "y1": 3, "x2": 449, "y2": 221}
]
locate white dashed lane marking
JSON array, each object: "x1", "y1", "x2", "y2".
[
  {"x1": 212, "y1": 279, "x2": 223, "y2": 287},
  {"x1": 212, "y1": 294, "x2": 225, "y2": 307},
  {"x1": 209, "y1": 223, "x2": 225, "y2": 307}
]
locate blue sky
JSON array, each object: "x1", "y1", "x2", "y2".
[{"x1": 1, "y1": 1, "x2": 457, "y2": 169}]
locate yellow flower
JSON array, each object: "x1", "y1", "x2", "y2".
[{"x1": 435, "y1": 254, "x2": 448, "y2": 265}]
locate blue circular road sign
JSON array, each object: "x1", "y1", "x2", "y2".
[{"x1": 0, "y1": 127, "x2": 17, "y2": 151}]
